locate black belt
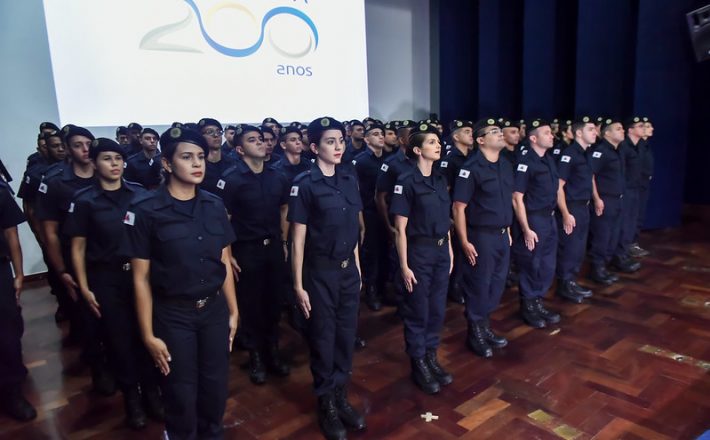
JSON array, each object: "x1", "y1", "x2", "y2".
[
  {"x1": 566, "y1": 200, "x2": 590, "y2": 207},
  {"x1": 470, "y1": 226, "x2": 508, "y2": 234},
  {"x1": 234, "y1": 237, "x2": 276, "y2": 247},
  {"x1": 409, "y1": 236, "x2": 449, "y2": 247},
  {"x1": 307, "y1": 255, "x2": 352, "y2": 269},
  {"x1": 527, "y1": 209, "x2": 555, "y2": 217},
  {"x1": 156, "y1": 292, "x2": 218, "y2": 309},
  {"x1": 87, "y1": 261, "x2": 132, "y2": 272},
  {"x1": 600, "y1": 193, "x2": 623, "y2": 199}
]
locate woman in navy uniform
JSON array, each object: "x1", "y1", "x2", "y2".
[
  {"x1": 288, "y1": 117, "x2": 366, "y2": 440},
  {"x1": 0, "y1": 179, "x2": 37, "y2": 421},
  {"x1": 64, "y1": 138, "x2": 162, "y2": 429},
  {"x1": 123, "y1": 127, "x2": 238, "y2": 440},
  {"x1": 389, "y1": 122, "x2": 454, "y2": 394}
]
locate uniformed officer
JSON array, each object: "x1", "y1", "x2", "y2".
[
  {"x1": 126, "y1": 122, "x2": 144, "y2": 156},
  {"x1": 588, "y1": 118, "x2": 629, "y2": 285},
  {"x1": 222, "y1": 124, "x2": 237, "y2": 157},
  {"x1": 216, "y1": 124, "x2": 291, "y2": 385},
  {"x1": 36, "y1": 126, "x2": 118, "y2": 392},
  {"x1": 353, "y1": 123, "x2": 389, "y2": 311},
  {"x1": 548, "y1": 119, "x2": 570, "y2": 163},
  {"x1": 452, "y1": 118, "x2": 513, "y2": 357},
  {"x1": 555, "y1": 117, "x2": 596, "y2": 303},
  {"x1": 512, "y1": 119, "x2": 562, "y2": 329},
  {"x1": 288, "y1": 117, "x2": 366, "y2": 440},
  {"x1": 260, "y1": 125, "x2": 277, "y2": 163},
  {"x1": 439, "y1": 119, "x2": 475, "y2": 305},
  {"x1": 199, "y1": 118, "x2": 236, "y2": 195},
  {"x1": 500, "y1": 118, "x2": 521, "y2": 166},
  {"x1": 124, "y1": 128, "x2": 162, "y2": 189},
  {"x1": 630, "y1": 117, "x2": 653, "y2": 257},
  {"x1": 615, "y1": 116, "x2": 646, "y2": 269},
  {"x1": 343, "y1": 120, "x2": 366, "y2": 163},
  {"x1": 382, "y1": 122, "x2": 399, "y2": 158},
  {"x1": 64, "y1": 138, "x2": 162, "y2": 429},
  {"x1": 0, "y1": 179, "x2": 37, "y2": 422},
  {"x1": 116, "y1": 126, "x2": 130, "y2": 146},
  {"x1": 271, "y1": 126, "x2": 310, "y2": 182},
  {"x1": 123, "y1": 126, "x2": 238, "y2": 440},
  {"x1": 390, "y1": 122, "x2": 453, "y2": 394},
  {"x1": 262, "y1": 117, "x2": 282, "y2": 135}
]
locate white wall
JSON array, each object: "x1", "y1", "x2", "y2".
[
  {"x1": 365, "y1": 0, "x2": 433, "y2": 121},
  {"x1": 0, "y1": 0, "x2": 435, "y2": 274}
]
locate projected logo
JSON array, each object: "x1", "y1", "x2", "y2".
[{"x1": 140, "y1": 0, "x2": 319, "y2": 59}]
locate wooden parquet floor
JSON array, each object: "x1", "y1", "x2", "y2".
[{"x1": 2, "y1": 212, "x2": 710, "y2": 439}]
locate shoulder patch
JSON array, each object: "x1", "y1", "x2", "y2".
[
  {"x1": 68, "y1": 202, "x2": 75, "y2": 213},
  {"x1": 290, "y1": 186, "x2": 299, "y2": 197},
  {"x1": 352, "y1": 160, "x2": 357, "y2": 165},
  {"x1": 553, "y1": 148, "x2": 560, "y2": 155},
  {"x1": 38, "y1": 182, "x2": 48, "y2": 194},
  {"x1": 517, "y1": 164, "x2": 528, "y2": 172},
  {"x1": 393, "y1": 184, "x2": 403, "y2": 194},
  {"x1": 216, "y1": 179, "x2": 225, "y2": 190},
  {"x1": 25, "y1": 176, "x2": 30, "y2": 184},
  {"x1": 380, "y1": 163, "x2": 389, "y2": 172},
  {"x1": 440, "y1": 161, "x2": 448, "y2": 168},
  {"x1": 592, "y1": 151, "x2": 602, "y2": 158},
  {"x1": 148, "y1": 158, "x2": 154, "y2": 166},
  {"x1": 458, "y1": 169, "x2": 470, "y2": 179},
  {"x1": 123, "y1": 210, "x2": 135, "y2": 226},
  {"x1": 560, "y1": 155, "x2": 571, "y2": 163},
  {"x1": 521, "y1": 150, "x2": 528, "y2": 156}
]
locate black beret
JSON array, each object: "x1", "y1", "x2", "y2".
[
  {"x1": 141, "y1": 128, "x2": 159, "y2": 138},
  {"x1": 575, "y1": 115, "x2": 594, "y2": 125},
  {"x1": 62, "y1": 125, "x2": 95, "y2": 143},
  {"x1": 384, "y1": 122, "x2": 398, "y2": 132},
  {"x1": 595, "y1": 116, "x2": 605, "y2": 124},
  {"x1": 552, "y1": 118, "x2": 560, "y2": 124},
  {"x1": 171, "y1": 122, "x2": 184, "y2": 129},
  {"x1": 409, "y1": 121, "x2": 440, "y2": 139},
  {"x1": 159, "y1": 127, "x2": 209, "y2": 158},
  {"x1": 279, "y1": 126, "x2": 302, "y2": 140},
  {"x1": 182, "y1": 122, "x2": 201, "y2": 132},
  {"x1": 225, "y1": 124, "x2": 238, "y2": 131},
  {"x1": 260, "y1": 125, "x2": 276, "y2": 138},
  {"x1": 624, "y1": 116, "x2": 643, "y2": 128},
  {"x1": 498, "y1": 118, "x2": 520, "y2": 129},
  {"x1": 115, "y1": 126, "x2": 129, "y2": 136},
  {"x1": 600, "y1": 117, "x2": 623, "y2": 132},
  {"x1": 472, "y1": 118, "x2": 500, "y2": 137},
  {"x1": 198, "y1": 118, "x2": 222, "y2": 131},
  {"x1": 42, "y1": 130, "x2": 63, "y2": 143},
  {"x1": 364, "y1": 123, "x2": 385, "y2": 135},
  {"x1": 234, "y1": 124, "x2": 262, "y2": 139},
  {"x1": 527, "y1": 118, "x2": 551, "y2": 131},
  {"x1": 89, "y1": 138, "x2": 126, "y2": 160},
  {"x1": 307, "y1": 117, "x2": 346, "y2": 145},
  {"x1": 262, "y1": 117, "x2": 279, "y2": 125},
  {"x1": 519, "y1": 119, "x2": 527, "y2": 126},
  {"x1": 349, "y1": 120, "x2": 365, "y2": 128},
  {"x1": 39, "y1": 122, "x2": 60, "y2": 132},
  {"x1": 398, "y1": 120, "x2": 416, "y2": 129},
  {"x1": 289, "y1": 121, "x2": 305, "y2": 130},
  {"x1": 642, "y1": 116, "x2": 652, "y2": 124},
  {"x1": 127, "y1": 122, "x2": 143, "y2": 131},
  {"x1": 559, "y1": 119, "x2": 574, "y2": 131},
  {"x1": 449, "y1": 119, "x2": 474, "y2": 132}
]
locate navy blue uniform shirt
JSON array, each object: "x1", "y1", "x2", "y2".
[
  {"x1": 437, "y1": 146, "x2": 472, "y2": 190},
  {"x1": 453, "y1": 152, "x2": 513, "y2": 228},
  {"x1": 17, "y1": 157, "x2": 52, "y2": 204},
  {"x1": 375, "y1": 149, "x2": 415, "y2": 200},
  {"x1": 202, "y1": 155, "x2": 237, "y2": 196},
  {"x1": 589, "y1": 140, "x2": 625, "y2": 197},
  {"x1": 35, "y1": 163, "x2": 96, "y2": 237},
  {"x1": 0, "y1": 181, "x2": 26, "y2": 258},
  {"x1": 353, "y1": 148, "x2": 385, "y2": 214},
  {"x1": 124, "y1": 151, "x2": 162, "y2": 188},
  {"x1": 215, "y1": 159, "x2": 289, "y2": 242},
  {"x1": 513, "y1": 148, "x2": 559, "y2": 213},
  {"x1": 619, "y1": 138, "x2": 643, "y2": 190},
  {"x1": 287, "y1": 166, "x2": 363, "y2": 259},
  {"x1": 270, "y1": 156, "x2": 311, "y2": 183},
  {"x1": 122, "y1": 185, "x2": 235, "y2": 299},
  {"x1": 63, "y1": 180, "x2": 147, "y2": 263},
  {"x1": 557, "y1": 142, "x2": 593, "y2": 202},
  {"x1": 389, "y1": 167, "x2": 451, "y2": 238}
]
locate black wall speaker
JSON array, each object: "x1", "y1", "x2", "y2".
[{"x1": 687, "y1": 4, "x2": 710, "y2": 62}]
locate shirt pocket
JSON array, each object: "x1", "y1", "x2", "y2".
[{"x1": 156, "y1": 222, "x2": 191, "y2": 242}]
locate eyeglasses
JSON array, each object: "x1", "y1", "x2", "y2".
[
  {"x1": 481, "y1": 128, "x2": 502, "y2": 136},
  {"x1": 203, "y1": 129, "x2": 223, "y2": 137}
]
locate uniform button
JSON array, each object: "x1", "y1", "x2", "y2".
[
  {"x1": 342, "y1": 207, "x2": 346, "y2": 211},
  {"x1": 200, "y1": 279, "x2": 205, "y2": 284},
  {"x1": 200, "y1": 258, "x2": 205, "y2": 263},
  {"x1": 197, "y1": 236, "x2": 203, "y2": 241}
]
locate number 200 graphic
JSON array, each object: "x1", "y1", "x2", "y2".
[{"x1": 140, "y1": 0, "x2": 319, "y2": 58}]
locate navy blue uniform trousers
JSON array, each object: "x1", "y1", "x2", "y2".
[
  {"x1": 514, "y1": 213, "x2": 557, "y2": 299},
  {"x1": 556, "y1": 203, "x2": 590, "y2": 281},
  {"x1": 154, "y1": 293, "x2": 230, "y2": 440},
  {"x1": 399, "y1": 242, "x2": 449, "y2": 359},
  {"x1": 589, "y1": 196, "x2": 623, "y2": 268},
  {"x1": 462, "y1": 228, "x2": 510, "y2": 322},
  {"x1": 618, "y1": 188, "x2": 640, "y2": 257},
  {"x1": 303, "y1": 259, "x2": 360, "y2": 396},
  {"x1": 0, "y1": 260, "x2": 27, "y2": 390}
]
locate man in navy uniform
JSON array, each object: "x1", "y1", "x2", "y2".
[
  {"x1": 124, "y1": 128, "x2": 162, "y2": 189},
  {"x1": 200, "y1": 118, "x2": 236, "y2": 195}
]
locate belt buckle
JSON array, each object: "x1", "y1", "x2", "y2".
[
  {"x1": 195, "y1": 298, "x2": 207, "y2": 309},
  {"x1": 437, "y1": 238, "x2": 444, "y2": 246},
  {"x1": 340, "y1": 259, "x2": 349, "y2": 269},
  {"x1": 122, "y1": 263, "x2": 131, "y2": 272},
  {"x1": 263, "y1": 238, "x2": 271, "y2": 246}
]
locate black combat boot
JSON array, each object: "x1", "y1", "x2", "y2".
[{"x1": 410, "y1": 357, "x2": 441, "y2": 394}]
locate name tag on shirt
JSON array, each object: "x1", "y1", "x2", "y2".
[
  {"x1": 561, "y1": 155, "x2": 571, "y2": 163},
  {"x1": 380, "y1": 164, "x2": 389, "y2": 172},
  {"x1": 123, "y1": 211, "x2": 135, "y2": 226},
  {"x1": 290, "y1": 186, "x2": 299, "y2": 196},
  {"x1": 394, "y1": 185, "x2": 403, "y2": 194},
  {"x1": 216, "y1": 179, "x2": 225, "y2": 190},
  {"x1": 38, "y1": 183, "x2": 48, "y2": 194},
  {"x1": 458, "y1": 169, "x2": 470, "y2": 179},
  {"x1": 592, "y1": 152, "x2": 602, "y2": 158},
  {"x1": 440, "y1": 161, "x2": 448, "y2": 168}
]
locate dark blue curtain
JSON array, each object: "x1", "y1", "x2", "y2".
[{"x1": 438, "y1": 0, "x2": 704, "y2": 229}]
